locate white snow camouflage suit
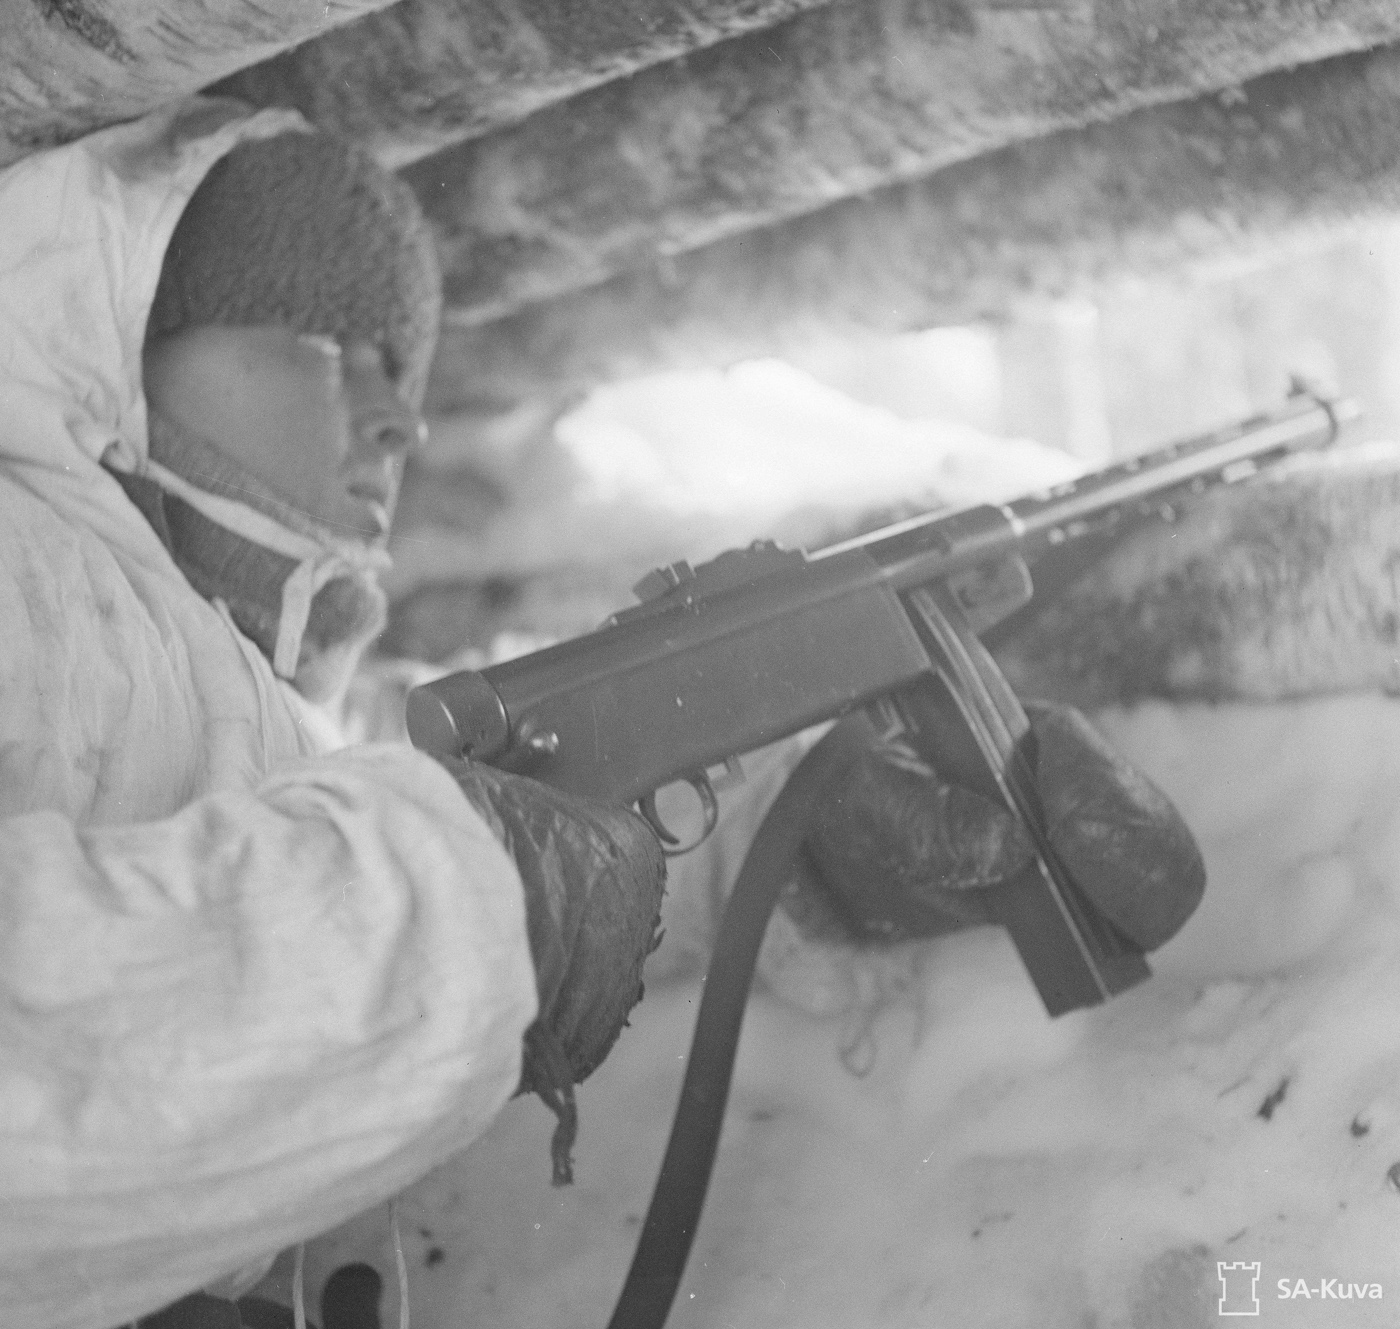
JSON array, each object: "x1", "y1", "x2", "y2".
[{"x1": 0, "y1": 95, "x2": 818, "y2": 1329}]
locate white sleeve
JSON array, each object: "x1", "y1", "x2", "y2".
[{"x1": 0, "y1": 745, "x2": 538, "y2": 1329}]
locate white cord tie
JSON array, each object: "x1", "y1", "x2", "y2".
[
  {"x1": 390, "y1": 1197, "x2": 411, "y2": 1329},
  {"x1": 140, "y1": 456, "x2": 390, "y2": 682},
  {"x1": 292, "y1": 1242, "x2": 307, "y2": 1329}
]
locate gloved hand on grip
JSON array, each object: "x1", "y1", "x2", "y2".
[
  {"x1": 442, "y1": 759, "x2": 667, "y2": 1184},
  {"x1": 795, "y1": 699, "x2": 1205, "y2": 955}
]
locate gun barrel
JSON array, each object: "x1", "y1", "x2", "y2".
[
  {"x1": 1007, "y1": 393, "x2": 1356, "y2": 546},
  {"x1": 817, "y1": 393, "x2": 1357, "y2": 590}
]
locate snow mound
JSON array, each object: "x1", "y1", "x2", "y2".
[
  {"x1": 337, "y1": 365, "x2": 1400, "y2": 1325},
  {"x1": 556, "y1": 359, "x2": 1081, "y2": 520},
  {"x1": 301, "y1": 695, "x2": 1400, "y2": 1328}
]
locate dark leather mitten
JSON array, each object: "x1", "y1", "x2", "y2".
[
  {"x1": 1022, "y1": 699, "x2": 1205, "y2": 950},
  {"x1": 799, "y1": 700, "x2": 1205, "y2": 951},
  {"x1": 443, "y1": 759, "x2": 667, "y2": 1182}
]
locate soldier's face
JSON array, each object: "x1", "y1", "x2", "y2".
[{"x1": 142, "y1": 324, "x2": 427, "y2": 541}]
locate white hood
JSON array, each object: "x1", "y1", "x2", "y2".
[
  {"x1": 0, "y1": 97, "x2": 304, "y2": 482},
  {"x1": 0, "y1": 103, "x2": 539, "y2": 1329}
]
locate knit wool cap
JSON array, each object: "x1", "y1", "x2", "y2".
[{"x1": 147, "y1": 130, "x2": 441, "y2": 408}]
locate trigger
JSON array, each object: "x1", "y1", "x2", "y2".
[{"x1": 638, "y1": 792, "x2": 681, "y2": 847}]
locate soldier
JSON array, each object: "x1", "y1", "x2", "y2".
[{"x1": 0, "y1": 97, "x2": 1202, "y2": 1329}]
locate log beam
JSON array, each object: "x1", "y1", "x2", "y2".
[
  {"x1": 213, "y1": 0, "x2": 836, "y2": 168},
  {"x1": 407, "y1": 0, "x2": 1400, "y2": 322},
  {"x1": 426, "y1": 42, "x2": 1400, "y2": 414},
  {"x1": 0, "y1": 0, "x2": 397, "y2": 167}
]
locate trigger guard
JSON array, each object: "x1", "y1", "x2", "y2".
[
  {"x1": 638, "y1": 791, "x2": 680, "y2": 847},
  {"x1": 638, "y1": 772, "x2": 719, "y2": 857}
]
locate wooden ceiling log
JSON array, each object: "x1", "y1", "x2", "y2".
[
  {"x1": 0, "y1": 0, "x2": 397, "y2": 168},
  {"x1": 410, "y1": 0, "x2": 1400, "y2": 323},
  {"x1": 426, "y1": 42, "x2": 1400, "y2": 416},
  {"x1": 212, "y1": 0, "x2": 837, "y2": 169}
]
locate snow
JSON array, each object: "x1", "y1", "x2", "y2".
[
  {"x1": 554, "y1": 359, "x2": 1077, "y2": 519},
  {"x1": 311, "y1": 364, "x2": 1400, "y2": 1327},
  {"x1": 304, "y1": 700, "x2": 1400, "y2": 1328}
]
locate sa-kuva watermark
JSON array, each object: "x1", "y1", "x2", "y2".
[
  {"x1": 1218, "y1": 1261, "x2": 1384, "y2": 1317},
  {"x1": 1218, "y1": 1262, "x2": 1262, "y2": 1316},
  {"x1": 1276, "y1": 1278, "x2": 1384, "y2": 1302}
]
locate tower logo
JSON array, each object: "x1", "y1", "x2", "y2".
[{"x1": 1218, "y1": 1261, "x2": 1262, "y2": 1316}]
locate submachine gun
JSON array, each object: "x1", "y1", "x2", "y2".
[{"x1": 406, "y1": 387, "x2": 1356, "y2": 1328}]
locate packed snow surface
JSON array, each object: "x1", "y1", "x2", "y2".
[{"x1": 306, "y1": 697, "x2": 1400, "y2": 1328}]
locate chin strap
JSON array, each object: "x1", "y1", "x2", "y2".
[
  {"x1": 137, "y1": 456, "x2": 390, "y2": 681},
  {"x1": 269, "y1": 550, "x2": 373, "y2": 680}
]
